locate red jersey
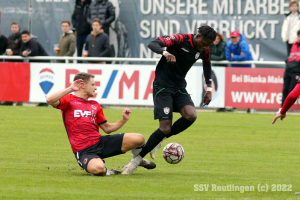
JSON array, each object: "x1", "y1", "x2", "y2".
[
  {"x1": 281, "y1": 77, "x2": 300, "y2": 114},
  {"x1": 56, "y1": 94, "x2": 107, "y2": 153}
]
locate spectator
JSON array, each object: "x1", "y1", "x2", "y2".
[
  {"x1": 20, "y1": 31, "x2": 49, "y2": 106},
  {"x1": 0, "y1": 29, "x2": 7, "y2": 55},
  {"x1": 225, "y1": 30, "x2": 253, "y2": 68},
  {"x1": 279, "y1": 30, "x2": 300, "y2": 113},
  {"x1": 87, "y1": 0, "x2": 115, "y2": 36},
  {"x1": 20, "y1": 30, "x2": 49, "y2": 63},
  {"x1": 84, "y1": 18, "x2": 111, "y2": 63},
  {"x1": 54, "y1": 20, "x2": 76, "y2": 63},
  {"x1": 6, "y1": 21, "x2": 22, "y2": 57},
  {"x1": 281, "y1": 0, "x2": 300, "y2": 57},
  {"x1": 1, "y1": 22, "x2": 22, "y2": 106},
  {"x1": 72, "y1": 0, "x2": 92, "y2": 62},
  {"x1": 210, "y1": 32, "x2": 226, "y2": 67}
]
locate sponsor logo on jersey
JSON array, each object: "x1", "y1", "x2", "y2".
[
  {"x1": 74, "y1": 110, "x2": 92, "y2": 117},
  {"x1": 84, "y1": 158, "x2": 88, "y2": 164},
  {"x1": 195, "y1": 52, "x2": 200, "y2": 59},
  {"x1": 181, "y1": 48, "x2": 189, "y2": 52},
  {"x1": 164, "y1": 107, "x2": 170, "y2": 115}
]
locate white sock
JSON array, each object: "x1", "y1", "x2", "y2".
[
  {"x1": 134, "y1": 155, "x2": 142, "y2": 164},
  {"x1": 105, "y1": 168, "x2": 112, "y2": 176},
  {"x1": 131, "y1": 143, "x2": 145, "y2": 158}
]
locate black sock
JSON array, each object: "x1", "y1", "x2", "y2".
[
  {"x1": 166, "y1": 117, "x2": 194, "y2": 138},
  {"x1": 139, "y1": 129, "x2": 166, "y2": 158}
]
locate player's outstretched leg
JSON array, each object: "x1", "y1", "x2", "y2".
[
  {"x1": 87, "y1": 158, "x2": 120, "y2": 176},
  {"x1": 121, "y1": 133, "x2": 156, "y2": 175},
  {"x1": 150, "y1": 105, "x2": 197, "y2": 159}
]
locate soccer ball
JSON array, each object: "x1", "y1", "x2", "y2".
[{"x1": 163, "y1": 143, "x2": 184, "y2": 164}]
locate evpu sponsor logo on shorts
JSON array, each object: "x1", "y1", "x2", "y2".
[{"x1": 39, "y1": 68, "x2": 55, "y2": 97}]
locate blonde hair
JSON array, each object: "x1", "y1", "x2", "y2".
[
  {"x1": 73, "y1": 72, "x2": 95, "y2": 83},
  {"x1": 289, "y1": 0, "x2": 299, "y2": 7}
]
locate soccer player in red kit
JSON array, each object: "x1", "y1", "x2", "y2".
[
  {"x1": 272, "y1": 77, "x2": 300, "y2": 124},
  {"x1": 46, "y1": 72, "x2": 155, "y2": 176}
]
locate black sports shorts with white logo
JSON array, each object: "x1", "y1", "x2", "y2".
[
  {"x1": 153, "y1": 86, "x2": 194, "y2": 121},
  {"x1": 75, "y1": 133, "x2": 125, "y2": 172}
]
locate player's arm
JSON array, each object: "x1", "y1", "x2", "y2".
[
  {"x1": 99, "y1": 109, "x2": 131, "y2": 134},
  {"x1": 202, "y1": 50, "x2": 212, "y2": 106},
  {"x1": 46, "y1": 79, "x2": 84, "y2": 107},
  {"x1": 147, "y1": 39, "x2": 175, "y2": 63},
  {"x1": 272, "y1": 82, "x2": 300, "y2": 124},
  {"x1": 148, "y1": 34, "x2": 190, "y2": 63}
]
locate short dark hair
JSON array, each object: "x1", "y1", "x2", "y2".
[
  {"x1": 21, "y1": 30, "x2": 30, "y2": 35},
  {"x1": 92, "y1": 18, "x2": 101, "y2": 25},
  {"x1": 61, "y1": 20, "x2": 70, "y2": 26},
  {"x1": 297, "y1": 30, "x2": 300, "y2": 36},
  {"x1": 197, "y1": 25, "x2": 217, "y2": 41},
  {"x1": 73, "y1": 72, "x2": 95, "y2": 83}
]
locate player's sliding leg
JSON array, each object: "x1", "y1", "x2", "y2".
[
  {"x1": 87, "y1": 158, "x2": 120, "y2": 176},
  {"x1": 122, "y1": 124, "x2": 170, "y2": 175},
  {"x1": 150, "y1": 105, "x2": 197, "y2": 159},
  {"x1": 121, "y1": 133, "x2": 156, "y2": 175}
]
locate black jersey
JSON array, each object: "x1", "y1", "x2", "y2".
[{"x1": 148, "y1": 33, "x2": 211, "y2": 88}]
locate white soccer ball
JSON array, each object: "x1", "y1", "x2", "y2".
[{"x1": 163, "y1": 143, "x2": 184, "y2": 164}]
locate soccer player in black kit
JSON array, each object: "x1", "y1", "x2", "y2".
[{"x1": 122, "y1": 25, "x2": 217, "y2": 174}]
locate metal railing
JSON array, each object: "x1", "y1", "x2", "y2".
[{"x1": 0, "y1": 55, "x2": 286, "y2": 68}]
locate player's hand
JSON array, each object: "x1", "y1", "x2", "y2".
[
  {"x1": 122, "y1": 108, "x2": 131, "y2": 121},
  {"x1": 164, "y1": 52, "x2": 176, "y2": 63},
  {"x1": 272, "y1": 113, "x2": 286, "y2": 124},
  {"x1": 70, "y1": 79, "x2": 84, "y2": 91},
  {"x1": 202, "y1": 91, "x2": 212, "y2": 106},
  {"x1": 231, "y1": 53, "x2": 234, "y2": 57},
  {"x1": 240, "y1": 52, "x2": 244, "y2": 56}
]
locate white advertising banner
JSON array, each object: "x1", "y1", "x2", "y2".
[
  {"x1": 197, "y1": 67, "x2": 226, "y2": 108},
  {"x1": 30, "y1": 64, "x2": 205, "y2": 106}
]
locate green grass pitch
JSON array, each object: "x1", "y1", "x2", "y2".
[{"x1": 0, "y1": 106, "x2": 299, "y2": 200}]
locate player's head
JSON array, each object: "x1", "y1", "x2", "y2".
[
  {"x1": 11, "y1": 21, "x2": 20, "y2": 35},
  {"x1": 21, "y1": 30, "x2": 31, "y2": 43},
  {"x1": 92, "y1": 18, "x2": 102, "y2": 32},
  {"x1": 289, "y1": 1, "x2": 299, "y2": 12},
  {"x1": 194, "y1": 25, "x2": 217, "y2": 51},
  {"x1": 230, "y1": 30, "x2": 240, "y2": 45},
  {"x1": 61, "y1": 20, "x2": 71, "y2": 34},
  {"x1": 74, "y1": 72, "x2": 96, "y2": 97}
]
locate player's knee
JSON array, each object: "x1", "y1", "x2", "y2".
[
  {"x1": 91, "y1": 165, "x2": 106, "y2": 176},
  {"x1": 185, "y1": 113, "x2": 197, "y2": 122},
  {"x1": 160, "y1": 126, "x2": 172, "y2": 135},
  {"x1": 135, "y1": 134, "x2": 145, "y2": 146}
]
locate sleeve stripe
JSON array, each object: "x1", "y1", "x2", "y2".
[
  {"x1": 98, "y1": 120, "x2": 107, "y2": 126},
  {"x1": 54, "y1": 100, "x2": 61, "y2": 108}
]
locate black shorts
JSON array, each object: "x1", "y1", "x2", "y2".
[
  {"x1": 153, "y1": 86, "x2": 194, "y2": 121},
  {"x1": 75, "y1": 133, "x2": 125, "y2": 172}
]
